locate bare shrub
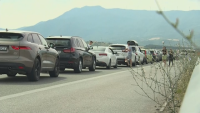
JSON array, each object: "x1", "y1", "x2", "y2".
[{"x1": 130, "y1": 1, "x2": 199, "y2": 113}]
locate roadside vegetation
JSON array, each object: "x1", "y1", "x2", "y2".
[{"x1": 130, "y1": 1, "x2": 199, "y2": 113}]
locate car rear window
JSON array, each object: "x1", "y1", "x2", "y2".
[
  {"x1": 0, "y1": 33, "x2": 23, "y2": 41},
  {"x1": 92, "y1": 47, "x2": 106, "y2": 51},
  {"x1": 127, "y1": 41, "x2": 138, "y2": 46},
  {"x1": 110, "y1": 45, "x2": 126, "y2": 50},
  {"x1": 46, "y1": 38, "x2": 70, "y2": 47}
]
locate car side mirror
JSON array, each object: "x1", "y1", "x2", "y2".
[{"x1": 49, "y1": 43, "x2": 55, "y2": 48}]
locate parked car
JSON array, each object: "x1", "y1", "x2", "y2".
[
  {"x1": 150, "y1": 49, "x2": 159, "y2": 62},
  {"x1": 91, "y1": 46, "x2": 118, "y2": 69},
  {"x1": 45, "y1": 36, "x2": 96, "y2": 73},
  {"x1": 0, "y1": 30, "x2": 60, "y2": 81},
  {"x1": 131, "y1": 46, "x2": 145, "y2": 64},
  {"x1": 141, "y1": 49, "x2": 153, "y2": 64},
  {"x1": 109, "y1": 44, "x2": 136, "y2": 66},
  {"x1": 156, "y1": 50, "x2": 162, "y2": 61}
]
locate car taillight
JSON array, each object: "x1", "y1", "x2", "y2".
[
  {"x1": 63, "y1": 48, "x2": 75, "y2": 53},
  {"x1": 99, "y1": 53, "x2": 107, "y2": 56},
  {"x1": 11, "y1": 46, "x2": 31, "y2": 50},
  {"x1": 135, "y1": 53, "x2": 137, "y2": 55}
]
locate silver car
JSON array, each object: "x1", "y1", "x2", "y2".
[{"x1": 0, "y1": 30, "x2": 60, "y2": 81}]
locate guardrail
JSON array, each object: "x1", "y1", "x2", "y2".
[{"x1": 179, "y1": 57, "x2": 200, "y2": 113}]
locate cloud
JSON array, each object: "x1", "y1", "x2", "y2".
[
  {"x1": 167, "y1": 39, "x2": 179, "y2": 41},
  {"x1": 149, "y1": 37, "x2": 160, "y2": 40},
  {"x1": 172, "y1": 39, "x2": 179, "y2": 41}
]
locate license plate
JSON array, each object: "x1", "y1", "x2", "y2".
[
  {"x1": 0, "y1": 46, "x2": 7, "y2": 51},
  {"x1": 57, "y1": 51, "x2": 61, "y2": 54}
]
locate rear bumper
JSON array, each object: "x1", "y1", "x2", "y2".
[
  {"x1": 96, "y1": 57, "x2": 109, "y2": 66},
  {"x1": 117, "y1": 58, "x2": 127, "y2": 65},
  {"x1": 59, "y1": 57, "x2": 79, "y2": 69},
  {"x1": 0, "y1": 62, "x2": 32, "y2": 74},
  {"x1": 96, "y1": 61, "x2": 107, "y2": 66}
]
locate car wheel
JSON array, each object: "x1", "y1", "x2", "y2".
[
  {"x1": 89, "y1": 58, "x2": 96, "y2": 71},
  {"x1": 113, "y1": 60, "x2": 118, "y2": 68},
  {"x1": 49, "y1": 58, "x2": 60, "y2": 77},
  {"x1": 141, "y1": 58, "x2": 144, "y2": 65},
  {"x1": 7, "y1": 72, "x2": 17, "y2": 77},
  {"x1": 74, "y1": 58, "x2": 82, "y2": 73},
  {"x1": 132, "y1": 58, "x2": 136, "y2": 66},
  {"x1": 107, "y1": 60, "x2": 111, "y2": 69},
  {"x1": 27, "y1": 58, "x2": 41, "y2": 81}
]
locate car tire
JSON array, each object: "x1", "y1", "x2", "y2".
[
  {"x1": 49, "y1": 58, "x2": 60, "y2": 77},
  {"x1": 146, "y1": 58, "x2": 148, "y2": 64},
  {"x1": 7, "y1": 72, "x2": 17, "y2": 77},
  {"x1": 113, "y1": 60, "x2": 118, "y2": 68},
  {"x1": 89, "y1": 57, "x2": 96, "y2": 71},
  {"x1": 74, "y1": 58, "x2": 82, "y2": 73},
  {"x1": 141, "y1": 58, "x2": 144, "y2": 65},
  {"x1": 107, "y1": 60, "x2": 111, "y2": 69},
  {"x1": 27, "y1": 58, "x2": 41, "y2": 81},
  {"x1": 132, "y1": 58, "x2": 136, "y2": 66}
]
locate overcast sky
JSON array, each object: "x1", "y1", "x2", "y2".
[{"x1": 0, "y1": 0, "x2": 199, "y2": 29}]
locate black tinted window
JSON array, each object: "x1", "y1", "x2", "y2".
[
  {"x1": 32, "y1": 34, "x2": 42, "y2": 45},
  {"x1": 92, "y1": 47, "x2": 106, "y2": 51},
  {"x1": 127, "y1": 41, "x2": 138, "y2": 46},
  {"x1": 46, "y1": 38, "x2": 70, "y2": 47},
  {"x1": 0, "y1": 33, "x2": 23, "y2": 41},
  {"x1": 27, "y1": 34, "x2": 33, "y2": 43},
  {"x1": 110, "y1": 46, "x2": 126, "y2": 50}
]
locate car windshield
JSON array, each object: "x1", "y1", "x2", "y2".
[
  {"x1": 92, "y1": 47, "x2": 106, "y2": 51},
  {"x1": 110, "y1": 45, "x2": 126, "y2": 50},
  {"x1": 0, "y1": 33, "x2": 23, "y2": 41},
  {"x1": 46, "y1": 38, "x2": 70, "y2": 47}
]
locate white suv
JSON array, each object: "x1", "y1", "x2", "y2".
[
  {"x1": 130, "y1": 46, "x2": 145, "y2": 64},
  {"x1": 109, "y1": 44, "x2": 145, "y2": 66}
]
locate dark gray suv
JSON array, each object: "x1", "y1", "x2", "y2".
[
  {"x1": 0, "y1": 30, "x2": 60, "y2": 81},
  {"x1": 46, "y1": 36, "x2": 96, "y2": 73}
]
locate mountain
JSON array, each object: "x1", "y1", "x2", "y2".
[{"x1": 17, "y1": 6, "x2": 200, "y2": 46}]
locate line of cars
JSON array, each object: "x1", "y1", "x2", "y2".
[{"x1": 0, "y1": 30, "x2": 159, "y2": 82}]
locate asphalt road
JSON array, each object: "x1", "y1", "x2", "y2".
[{"x1": 0, "y1": 63, "x2": 161, "y2": 113}]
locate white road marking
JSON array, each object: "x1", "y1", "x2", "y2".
[{"x1": 0, "y1": 70, "x2": 130, "y2": 101}]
